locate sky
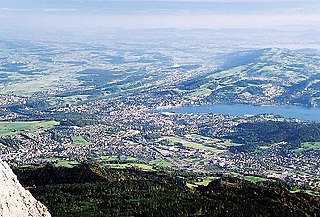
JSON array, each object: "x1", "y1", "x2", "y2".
[{"x1": 0, "y1": 0, "x2": 319, "y2": 30}]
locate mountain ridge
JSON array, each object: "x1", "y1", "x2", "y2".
[{"x1": 0, "y1": 159, "x2": 51, "y2": 217}]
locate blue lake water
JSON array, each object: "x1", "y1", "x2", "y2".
[{"x1": 159, "y1": 104, "x2": 320, "y2": 122}]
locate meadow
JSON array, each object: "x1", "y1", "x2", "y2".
[{"x1": 0, "y1": 120, "x2": 59, "y2": 136}]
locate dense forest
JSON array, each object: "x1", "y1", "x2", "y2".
[
  {"x1": 14, "y1": 164, "x2": 320, "y2": 217},
  {"x1": 224, "y1": 121, "x2": 320, "y2": 152}
]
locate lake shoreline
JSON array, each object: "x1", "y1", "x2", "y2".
[{"x1": 153, "y1": 103, "x2": 320, "y2": 122}]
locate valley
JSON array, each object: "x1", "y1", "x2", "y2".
[{"x1": 0, "y1": 36, "x2": 320, "y2": 190}]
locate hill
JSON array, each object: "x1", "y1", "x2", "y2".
[
  {"x1": 177, "y1": 48, "x2": 320, "y2": 107},
  {"x1": 14, "y1": 164, "x2": 320, "y2": 217}
]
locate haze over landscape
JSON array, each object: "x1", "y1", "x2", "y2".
[{"x1": 1, "y1": 0, "x2": 320, "y2": 34}]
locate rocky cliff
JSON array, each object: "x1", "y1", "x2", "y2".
[{"x1": 0, "y1": 160, "x2": 51, "y2": 217}]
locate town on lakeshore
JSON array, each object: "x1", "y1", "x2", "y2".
[{"x1": 0, "y1": 34, "x2": 320, "y2": 190}]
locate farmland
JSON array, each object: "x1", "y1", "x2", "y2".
[{"x1": 0, "y1": 121, "x2": 59, "y2": 136}]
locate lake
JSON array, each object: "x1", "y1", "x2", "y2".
[{"x1": 158, "y1": 104, "x2": 320, "y2": 122}]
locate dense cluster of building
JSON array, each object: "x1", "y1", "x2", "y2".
[{"x1": 1, "y1": 97, "x2": 319, "y2": 188}]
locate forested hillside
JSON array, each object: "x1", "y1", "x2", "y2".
[{"x1": 14, "y1": 164, "x2": 320, "y2": 217}]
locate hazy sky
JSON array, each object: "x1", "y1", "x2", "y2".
[{"x1": 0, "y1": 0, "x2": 319, "y2": 30}]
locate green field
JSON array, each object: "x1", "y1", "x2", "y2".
[
  {"x1": 194, "y1": 176, "x2": 220, "y2": 186},
  {"x1": 229, "y1": 172, "x2": 268, "y2": 183},
  {"x1": 127, "y1": 157, "x2": 138, "y2": 162},
  {"x1": 1, "y1": 69, "x2": 80, "y2": 96},
  {"x1": 104, "y1": 163, "x2": 155, "y2": 171},
  {"x1": 72, "y1": 135, "x2": 90, "y2": 146},
  {"x1": 150, "y1": 159, "x2": 174, "y2": 167},
  {"x1": 187, "y1": 176, "x2": 220, "y2": 189},
  {"x1": 187, "y1": 134, "x2": 244, "y2": 149},
  {"x1": 41, "y1": 157, "x2": 80, "y2": 168},
  {"x1": 188, "y1": 87, "x2": 212, "y2": 97},
  {"x1": 163, "y1": 136, "x2": 225, "y2": 153},
  {"x1": 289, "y1": 189, "x2": 320, "y2": 196},
  {"x1": 295, "y1": 142, "x2": 320, "y2": 152},
  {"x1": 242, "y1": 175, "x2": 268, "y2": 183},
  {"x1": 0, "y1": 120, "x2": 59, "y2": 136},
  {"x1": 55, "y1": 160, "x2": 80, "y2": 168}
]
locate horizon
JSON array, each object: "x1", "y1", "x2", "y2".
[{"x1": 0, "y1": 0, "x2": 319, "y2": 32}]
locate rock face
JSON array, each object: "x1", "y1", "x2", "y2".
[{"x1": 0, "y1": 160, "x2": 51, "y2": 217}]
